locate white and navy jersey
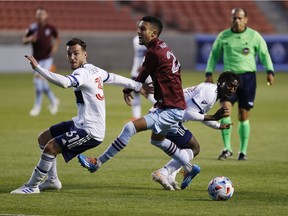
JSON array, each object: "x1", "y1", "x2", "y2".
[
  {"x1": 131, "y1": 35, "x2": 147, "y2": 78},
  {"x1": 35, "y1": 63, "x2": 143, "y2": 141},
  {"x1": 183, "y1": 82, "x2": 218, "y2": 123},
  {"x1": 68, "y1": 64, "x2": 108, "y2": 141}
]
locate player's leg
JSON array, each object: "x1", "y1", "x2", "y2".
[
  {"x1": 237, "y1": 72, "x2": 256, "y2": 160},
  {"x1": 78, "y1": 117, "x2": 146, "y2": 172},
  {"x1": 147, "y1": 109, "x2": 200, "y2": 189},
  {"x1": 153, "y1": 125, "x2": 200, "y2": 190},
  {"x1": 10, "y1": 138, "x2": 60, "y2": 194},
  {"x1": 152, "y1": 148, "x2": 194, "y2": 190},
  {"x1": 29, "y1": 76, "x2": 43, "y2": 116},
  {"x1": 41, "y1": 58, "x2": 59, "y2": 115},
  {"x1": 218, "y1": 101, "x2": 233, "y2": 160},
  {"x1": 42, "y1": 80, "x2": 59, "y2": 115},
  {"x1": 37, "y1": 124, "x2": 66, "y2": 191},
  {"x1": 238, "y1": 110, "x2": 250, "y2": 160}
]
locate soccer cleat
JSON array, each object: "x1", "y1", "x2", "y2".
[
  {"x1": 10, "y1": 185, "x2": 40, "y2": 194},
  {"x1": 29, "y1": 106, "x2": 41, "y2": 116},
  {"x1": 77, "y1": 154, "x2": 101, "y2": 173},
  {"x1": 39, "y1": 178, "x2": 62, "y2": 191},
  {"x1": 167, "y1": 174, "x2": 180, "y2": 190},
  {"x1": 218, "y1": 149, "x2": 233, "y2": 160},
  {"x1": 238, "y1": 152, "x2": 247, "y2": 161},
  {"x1": 181, "y1": 164, "x2": 201, "y2": 190},
  {"x1": 152, "y1": 170, "x2": 174, "y2": 191}
]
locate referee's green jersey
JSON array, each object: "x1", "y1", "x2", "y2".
[{"x1": 205, "y1": 27, "x2": 274, "y2": 74}]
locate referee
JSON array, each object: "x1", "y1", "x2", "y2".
[{"x1": 205, "y1": 8, "x2": 274, "y2": 160}]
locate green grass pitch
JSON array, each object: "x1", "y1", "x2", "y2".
[{"x1": 0, "y1": 71, "x2": 287, "y2": 215}]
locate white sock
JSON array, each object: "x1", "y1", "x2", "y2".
[
  {"x1": 26, "y1": 153, "x2": 55, "y2": 187},
  {"x1": 168, "y1": 168, "x2": 181, "y2": 182},
  {"x1": 47, "y1": 159, "x2": 58, "y2": 180},
  {"x1": 163, "y1": 149, "x2": 194, "y2": 177},
  {"x1": 39, "y1": 145, "x2": 58, "y2": 180},
  {"x1": 162, "y1": 149, "x2": 194, "y2": 174},
  {"x1": 151, "y1": 139, "x2": 193, "y2": 172}
]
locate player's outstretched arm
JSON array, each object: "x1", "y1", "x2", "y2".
[{"x1": 25, "y1": 55, "x2": 71, "y2": 88}]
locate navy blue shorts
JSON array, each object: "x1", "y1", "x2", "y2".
[
  {"x1": 221, "y1": 72, "x2": 256, "y2": 110},
  {"x1": 50, "y1": 121, "x2": 102, "y2": 163},
  {"x1": 166, "y1": 123, "x2": 193, "y2": 149}
]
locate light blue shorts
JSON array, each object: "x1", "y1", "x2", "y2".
[
  {"x1": 33, "y1": 57, "x2": 53, "y2": 91},
  {"x1": 144, "y1": 108, "x2": 184, "y2": 135}
]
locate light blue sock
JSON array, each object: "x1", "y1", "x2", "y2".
[
  {"x1": 99, "y1": 121, "x2": 136, "y2": 163},
  {"x1": 151, "y1": 139, "x2": 192, "y2": 172}
]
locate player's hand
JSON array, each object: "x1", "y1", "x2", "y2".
[
  {"x1": 123, "y1": 92, "x2": 134, "y2": 106},
  {"x1": 212, "y1": 106, "x2": 230, "y2": 120},
  {"x1": 219, "y1": 123, "x2": 233, "y2": 130},
  {"x1": 25, "y1": 55, "x2": 38, "y2": 69},
  {"x1": 30, "y1": 34, "x2": 37, "y2": 42},
  {"x1": 267, "y1": 73, "x2": 274, "y2": 86},
  {"x1": 139, "y1": 82, "x2": 154, "y2": 98}
]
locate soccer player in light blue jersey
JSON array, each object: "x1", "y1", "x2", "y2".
[{"x1": 205, "y1": 8, "x2": 274, "y2": 160}]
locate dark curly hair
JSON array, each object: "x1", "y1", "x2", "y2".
[{"x1": 217, "y1": 71, "x2": 240, "y2": 88}]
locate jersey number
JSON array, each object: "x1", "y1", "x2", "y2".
[
  {"x1": 64, "y1": 131, "x2": 80, "y2": 144},
  {"x1": 166, "y1": 51, "x2": 180, "y2": 73},
  {"x1": 95, "y1": 77, "x2": 105, "y2": 100}
]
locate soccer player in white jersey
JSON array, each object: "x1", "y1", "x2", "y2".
[
  {"x1": 11, "y1": 38, "x2": 151, "y2": 194},
  {"x1": 130, "y1": 35, "x2": 156, "y2": 120},
  {"x1": 152, "y1": 72, "x2": 240, "y2": 190}
]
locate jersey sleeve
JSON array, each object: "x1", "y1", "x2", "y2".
[
  {"x1": 135, "y1": 50, "x2": 157, "y2": 83},
  {"x1": 257, "y1": 33, "x2": 274, "y2": 72},
  {"x1": 201, "y1": 121, "x2": 220, "y2": 129},
  {"x1": 183, "y1": 84, "x2": 216, "y2": 122},
  {"x1": 205, "y1": 33, "x2": 223, "y2": 73},
  {"x1": 35, "y1": 65, "x2": 72, "y2": 88},
  {"x1": 104, "y1": 71, "x2": 143, "y2": 91}
]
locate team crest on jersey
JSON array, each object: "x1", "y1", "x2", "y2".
[
  {"x1": 45, "y1": 28, "x2": 51, "y2": 36},
  {"x1": 242, "y1": 47, "x2": 250, "y2": 55},
  {"x1": 159, "y1": 42, "x2": 168, "y2": 49}
]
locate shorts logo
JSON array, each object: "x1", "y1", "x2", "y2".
[{"x1": 242, "y1": 47, "x2": 250, "y2": 55}]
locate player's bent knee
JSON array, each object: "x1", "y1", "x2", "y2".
[
  {"x1": 38, "y1": 129, "x2": 52, "y2": 146},
  {"x1": 43, "y1": 140, "x2": 61, "y2": 156},
  {"x1": 189, "y1": 137, "x2": 200, "y2": 157}
]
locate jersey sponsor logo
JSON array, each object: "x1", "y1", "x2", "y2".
[
  {"x1": 242, "y1": 47, "x2": 250, "y2": 55},
  {"x1": 67, "y1": 134, "x2": 92, "y2": 149},
  {"x1": 201, "y1": 100, "x2": 208, "y2": 104}
]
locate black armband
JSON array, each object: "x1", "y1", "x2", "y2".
[
  {"x1": 205, "y1": 72, "x2": 212, "y2": 77},
  {"x1": 267, "y1": 71, "x2": 274, "y2": 76}
]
